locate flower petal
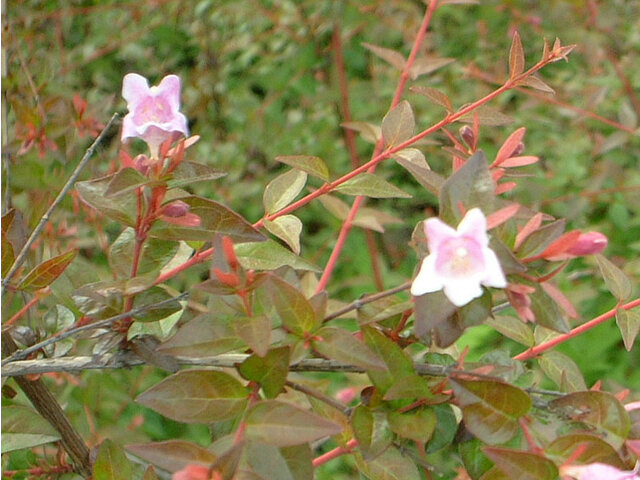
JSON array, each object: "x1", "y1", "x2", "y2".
[
  {"x1": 442, "y1": 278, "x2": 484, "y2": 307},
  {"x1": 480, "y1": 248, "x2": 507, "y2": 288},
  {"x1": 457, "y1": 208, "x2": 489, "y2": 246},
  {"x1": 411, "y1": 255, "x2": 443, "y2": 296},
  {"x1": 122, "y1": 73, "x2": 150, "y2": 107},
  {"x1": 155, "y1": 74, "x2": 183, "y2": 111},
  {"x1": 425, "y1": 217, "x2": 458, "y2": 252}
]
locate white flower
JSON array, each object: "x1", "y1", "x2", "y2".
[{"x1": 411, "y1": 208, "x2": 507, "y2": 307}]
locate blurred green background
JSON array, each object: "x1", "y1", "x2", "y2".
[{"x1": 3, "y1": 0, "x2": 639, "y2": 478}]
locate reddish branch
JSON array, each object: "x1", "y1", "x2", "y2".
[
  {"x1": 514, "y1": 297, "x2": 640, "y2": 361},
  {"x1": 312, "y1": 438, "x2": 359, "y2": 468}
]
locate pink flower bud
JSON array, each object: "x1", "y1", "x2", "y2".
[
  {"x1": 565, "y1": 231, "x2": 608, "y2": 256},
  {"x1": 335, "y1": 386, "x2": 360, "y2": 404},
  {"x1": 161, "y1": 200, "x2": 190, "y2": 218}
]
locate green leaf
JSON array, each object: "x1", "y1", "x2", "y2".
[
  {"x1": 485, "y1": 315, "x2": 535, "y2": 347},
  {"x1": 105, "y1": 167, "x2": 152, "y2": 197},
  {"x1": 263, "y1": 169, "x2": 308, "y2": 214},
  {"x1": 516, "y1": 219, "x2": 566, "y2": 259},
  {"x1": 428, "y1": 404, "x2": 458, "y2": 452},
  {"x1": 244, "y1": 442, "x2": 313, "y2": 480},
  {"x1": 549, "y1": 391, "x2": 631, "y2": 449},
  {"x1": 413, "y1": 290, "x2": 460, "y2": 347},
  {"x1": 616, "y1": 308, "x2": 640, "y2": 351},
  {"x1": 529, "y1": 284, "x2": 569, "y2": 333},
  {"x1": 484, "y1": 447, "x2": 558, "y2": 480},
  {"x1": 458, "y1": 106, "x2": 513, "y2": 126},
  {"x1": 264, "y1": 215, "x2": 303, "y2": 255},
  {"x1": 595, "y1": 254, "x2": 633, "y2": 302},
  {"x1": 267, "y1": 275, "x2": 319, "y2": 336},
  {"x1": 508, "y1": 31, "x2": 525, "y2": 78},
  {"x1": 388, "y1": 407, "x2": 436, "y2": 444},
  {"x1": 150, "y1": 196, "x2": 265, "y2": 243},
  {"x1": 459, "y1": 438, "x2": 493, "y2": 480},
  {"x1": 381, "y1": 100, "x2": 415, "y2": 147},
  {"x1": 312, "y1": 327, "x2": 386, "y2": 371},
  {"x1": 352, "y1": 405, "x2": 393, "y2": 460},
  {"x1": 235, "y1": 240, "x2": 320, "y2": 272},
  {"x1": 239, "y1": 346, "x2": 290, "y2": 398},
  {"x1": 450, "y1": 378, "x2": 531, "y2": 445},
  {"x1": 131, "y1": 287, "x2": 182, "y2": 322},
  {"x1": 335, "y1": 173, "x2": 411, "y2": 198},
  {"x1": 408, "y1": 56, "x2": 455, "y2": 79},
  {"x1": 126, "y1": 440, "x2": 217, "y2": 473},
  {"x1": 275, "y1": 155, "x2": 330, "y2": 182},
  {"x1": 1, "y1": 232, "x2": 15, "y2": 277},
  {"x1": 76, "y1": 175, "x2": 137, "y2": 226},
  {"x1": 235, "y1": 314, "x2": 272, "y2": 357},
  {"x1": 110, "y1": 228, "x2": 179, "y2": 278},
  {"x1": 538, "y1": 351, "x2": 587, "y2": 392},
  {"x1": 361, "y1": 325, "x2": 414, "y2": 393},
  {"x1": 1, "y1": 406, "x2": 61, "y2": 453},
  {"x1": 394, "y1": 156, "x2": 444, "y2": 197},
  {"x1": 383, "y1": 375, "x2": 434, "y2": 401},
  {"x1": 362, "y1": 42, "x2": 406, "y2": 70},
  {"x1": 142, "y1": 466, "x2": 159, "y2": 480},
  {"x1": 93, "y1": 439, "x2": 133, "y2": 480},
  {"x1": 158, "y1": 315, "x2": 244, "y2": 357},
  {"x1": 136, "y1": 370, "x2": 248, "y2": 423},
  {"x1": 410, "y1": 86, "x2": 453, "y2": 112},
  {"x1": 357, "y1": 295, "x2": 412, "y2": 326},
  {"x1": 546, "y1": 433, "x2": 627, "y2": 469},
  {"x1": 18, "y1": 249, "x2": 76, "y2": 291},
  {"x1": 341, "y1": 121, "x2": 382, "y2": 144},
  {"x1": 245, "y1": 400, "x2": 342, "y2": 447},
  {"x1": 354, "y1": 446, "x2": 421, "y2": 480},
  {"x1": 166, "y1": 161, "x2": 227, "y2": 188},
  {"x1": 516, "y1": 75, "x2": 555, "y2": 94},
  {"x1": 439, "y1": 150, "x2": 494, "y2": 225},
  {"x1": 72, "y1": 280, "x2": 124, "y2": 319}
]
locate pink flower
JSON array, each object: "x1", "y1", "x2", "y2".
[
  {"x1": 561, "y1": 463, "x2": 639, "y2": 480},
  {"x1": 411, "y1": 208, "x2": 507, "y2": 307},
  {"x1": 121, "y1": 73, "x2": 189, "y2": 157}
]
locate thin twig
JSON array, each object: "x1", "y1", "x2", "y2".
[
  {"x1": 286, "y1": 380, "x2": 350, "y2": 414},
  {"x1": 1, "y1": 113, "x2": 120, "y2": 295},
  {"x1": 1, "y1": 291, "x2": 188, "y2": 365},
  {"x1": 323, "y1": 281, "x2": 412, "y2": 322}
]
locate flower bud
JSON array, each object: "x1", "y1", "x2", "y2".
[
  {"x1": 160, "y1": 200, "x2": 190, "y2": 218},
  {"x1": 565, "y1": 231, "x2": 608, "y2": 256},
  {"x1": 459, "y1": 125, "x2": 475, "y2": 149}
]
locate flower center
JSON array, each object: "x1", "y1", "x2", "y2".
[
  {"x1": 436, "y1": 237, "x2": 484, "y2": 278},
  {"x1": 134, "y1": 96, "x2": 173, "y2": 125}
]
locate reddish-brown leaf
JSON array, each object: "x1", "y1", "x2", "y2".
[{"x1": 18, "y1": 250, "x2": 77, "y2": 291}]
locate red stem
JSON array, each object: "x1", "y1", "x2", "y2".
[
  {"x1": 314, "y1": 0, "x2": 440, "y2": 293},
  {"x1": 514, "y1": 297, "x2": 640, "y2": 361},
  {"x1": 4, "y1": 292, "x2": 47, "y2": 326},
  {"x1": 1, "y1": 465, "x2": 73, "y2": 477},
  {"x1": 333, "y1": 21, "x2": 384, "y2": 291},
  {"x1": 312, "y1": 438, "x2": 359, "y2": 468},
  {"x1": 153, "y1": 27, "x2": 573, "y2": 288}
]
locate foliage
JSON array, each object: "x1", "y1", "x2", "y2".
[{"x1": 2, "y1": 1, "x2": 639, "y2": 480}]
